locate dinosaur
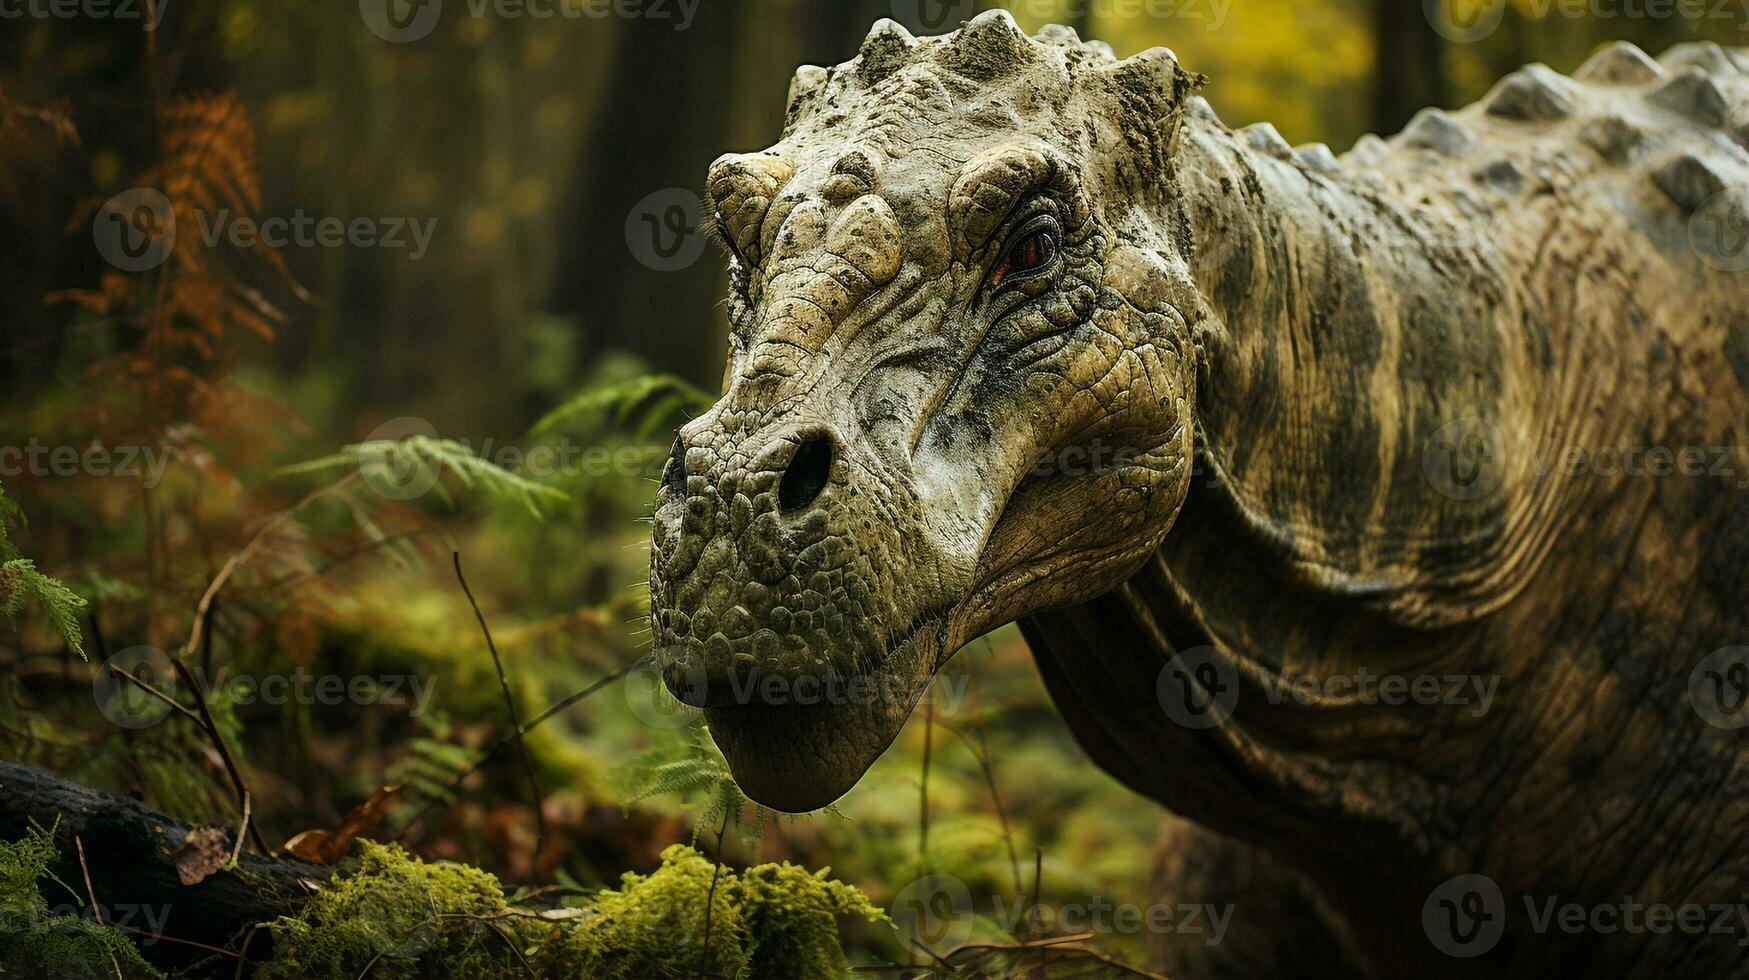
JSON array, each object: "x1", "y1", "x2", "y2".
[{"x1": 646, "y1": 12, "x2": 1749, "y2": 976}]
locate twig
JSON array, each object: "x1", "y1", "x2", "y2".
[
  {"x1": 935, "y1": 718, "x2": 1023, "y2": 901},
  {"x1": 700, "y1": 805, "x2": 730, "y2": 971},
  {"x1": 181, "y1": 472, "x2": 359, "y2": 661},
  {"x1": 228, "y1": 792, "x2": 250, "y2": 869},
  {"x1": 87, "y1": 610, "x2": 109, "y2": 660},
  {"x1": 354, "y1": 950, "x2": 383, "y2": 979},
  {"x1": 442, "y1": 914, "x2": 538, "y2": 978},
  {"x1": 74, "y1": 835, "x2": 101, "y2": 923},
  {"x1": 263, "y1": 526, "x2": 437, "y2": 593},
  {"x1": 233, "y1": 922, "x2": 268, "y2": 980},
  {"x1": 169, "y1": 657, "x2": 269, "y2": 854},
  {"x1": 102, "y1": 921, "x2": 244, "y2": 960},
  {"x1": 198, "y1": 594, "x2": 217, "y2": 680},
  {"x1": 918, "y1": 698, "x2": 933, "y2": 867},
  {"x1": 396, "y1": 656, "x2": 649, "y2": 840},
  {"x1": 107, "y1": 664, "x2": 202, "y2": 725},
  {"x1": 452, "y1": 551, "x2": 545, "y2": 854},
  {"x1": 1030, "y1": 849, "x2": 1043, "y2": 936},
  {"x1": 938, "y1": 934, "x2": 1167, "y2": 979}
]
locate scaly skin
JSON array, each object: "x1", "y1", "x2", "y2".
[{"x1": 648, "y1": 14, "x2": 1749, "y2": 976}]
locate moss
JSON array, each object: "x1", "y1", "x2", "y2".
[
  {"x1": 266, "y1": 841, "x2": 889, "y2": 979},
  {"x1": 0, "y1": 822, "x2": 163, "y2": 980},
  {"x1": 260, "y1": 841, "x2": 507, "y2": 980}
]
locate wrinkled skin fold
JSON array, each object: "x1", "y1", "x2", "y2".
[{"x1": 650, "y1": 15, "x2": 1749, "y2": 977}]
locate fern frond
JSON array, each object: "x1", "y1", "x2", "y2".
[
  {"x1": 280, "y1": 436, "x2": 569, "y2": 520},
  {"x1": 528, "y1": 373, "x2": 715, "y2": 440}
]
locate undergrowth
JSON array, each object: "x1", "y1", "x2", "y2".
[
  {"x1": 264, "y1": 840, "x2": 889, "y2": 979},
  {"x1": 0, "y1": 821, "x2": 161, "y2": 980}
]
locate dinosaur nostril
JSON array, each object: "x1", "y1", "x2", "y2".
[
  {"x1": 660, "y1": 436, "x2": 687, "y2": 498},
  {"x1": 778, "y1": 434, "x2": 833, "y2": 513}
]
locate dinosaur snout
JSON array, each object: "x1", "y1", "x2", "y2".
[{"x1": 648, "y1": 413, "x2": 906, "y2": 710}]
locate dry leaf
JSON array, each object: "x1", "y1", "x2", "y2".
[
  {"x1": 283, "y1": 785, "x2": 401, "y2": 865},
  {"x1": 174, "y1": 826, "x2": 231, "y2": 885}
]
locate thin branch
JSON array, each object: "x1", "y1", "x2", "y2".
[
  {"x1": 74, "y1": 835, "x2": 101, "y2": 923},
  {"x1": 396, "y1": 656, "x2": 649, "y2": 840},
  {"x1": 172, "y1": 658, "x2": 270, "y2": 854},
  {"x1": 233, "y1": 922, "x2": 268, "y2": 980},
  {"x1": 935, "y1": 717, "x2": 1022, "y2": 901},
  {"x1": 1028, "y1": 848, "x2": 1044, "y2": 946},
  {"x1": 181, "y1": 472, "x2": 360, "y2": 661},
  {"x1": 939, "y1": 934, "x2": 1167, "y2": 980},
  {"x1": 918, "y1": 699, "x2": 933, "y2": 868},
  {"x1": 700, "y1": 805, "x2": 730, "y2": 973},
  {"x1": 107, "y1": 664, "x2": 202, "y2": 725},
  {"x1": 452, "y1": 551, "x2": 545, "y2": 854},
  {"x1": 103, "y1": 921, "x2": 244, "y2": 960}
]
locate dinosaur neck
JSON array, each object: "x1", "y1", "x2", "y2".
[
  {"x1": 1032, "y1": 107, "x2": 1566, "y2": 859},
  {"x1": 1167, "y1": 105, "x2": 1551, "y2": 643}
]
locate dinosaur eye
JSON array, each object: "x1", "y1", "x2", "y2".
[{"x1": 989, "y1": 224, "x2": 1058, "y2": 290}]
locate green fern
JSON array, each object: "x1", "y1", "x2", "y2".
[
  {"x1": 0, "y1": 820, "x2": 162, "y2": 978},
  {"x1": 281, "y1": 436, "x2": 569, "y2": 520},
  {"x1": 384, "y1": 737, "x2": 485, "y2": 804},
  {"x1": 615, "y1": 727, "x2": 842, "y2": 851},
  {"x1": 0, "y1": 480, "x2": 86, "y2": 659},
  {"x1": 527, "y1": 373, "x2": 715, "y2": 441}
]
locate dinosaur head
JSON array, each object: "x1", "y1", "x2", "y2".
[{"x1": 649, "y1": 13, "x2": 1204, "y2": 811}]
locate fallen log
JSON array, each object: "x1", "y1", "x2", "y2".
[{"x1": 0, "y1": 761, "x2": 331, "y2": 973}]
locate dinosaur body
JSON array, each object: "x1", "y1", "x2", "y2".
[{"x1": 647, "y1": 14, "x2": 1749, "y2": 976}]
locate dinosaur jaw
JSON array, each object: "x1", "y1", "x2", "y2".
[{"x1": 697, "y1": 620, "x2": 941, "y2": 813}]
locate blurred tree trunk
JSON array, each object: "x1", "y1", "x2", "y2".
[
  {"x1": 1372, "y1": 0, "x2": 1446, "y2": 134},
  {"x1": 551, "y1": 1, "x2": 897, "y2": 389}
]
